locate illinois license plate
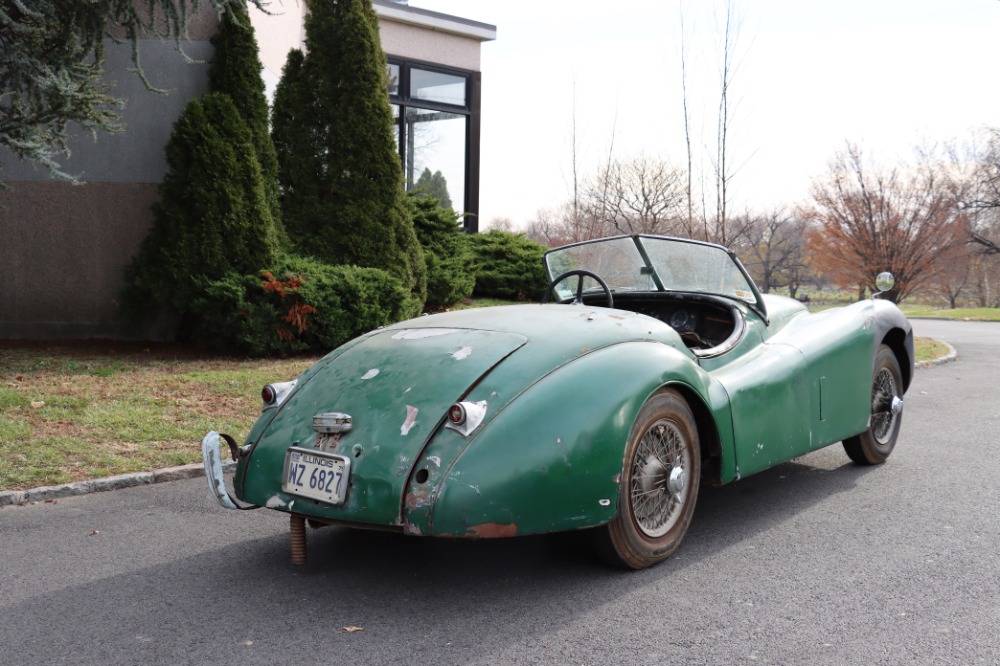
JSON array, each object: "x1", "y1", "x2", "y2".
[{"x1": 282, "y1": 447, "x2": 351, "y2": 505}]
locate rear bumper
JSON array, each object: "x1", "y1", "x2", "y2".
[{"x1": 201, "y1": 431, "x2": 252, "y2": 510}]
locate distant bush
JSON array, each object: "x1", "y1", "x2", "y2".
[
  {"x1": 467, "y1": 230, "x2": 548, "y2": 301},
  {"x1": 409, "y1": 194, "x2": 475, "y2": 309},
  {"x1": 189, "y1": 255, "x2": 409, "y2": 356}
]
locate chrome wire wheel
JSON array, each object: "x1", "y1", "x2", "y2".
[
  {"x1": 870, "y1": 366, "x2": 900, "y2": 445},
  {"x1": 599, "y1": 389, "x2": 700, "y2": 569},
  {"x1": 843, "y1": 344, "x2": 904, "y2": 465},
  {"x1": 631, "y1": 418, "x2": 692, "y2": 538}
]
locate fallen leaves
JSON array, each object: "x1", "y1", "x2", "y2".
[{"x1": 343, "y1": 626, "x2": 364, "y2": 633}]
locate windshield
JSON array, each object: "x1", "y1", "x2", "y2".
[{"x1": 544, "y1": 235, "x2": 763, "y2": 310}]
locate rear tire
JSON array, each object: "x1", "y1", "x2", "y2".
[
  {"x1": 597, "y1": 390, "x2": 700, "y2": 569},
  {"x1": 843, "y1": 344, "x2": 904, "y2": 465}
]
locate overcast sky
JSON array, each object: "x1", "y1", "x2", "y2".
[{"x1": 408, "y1": 0, "x2": 1000, "y2": 228}]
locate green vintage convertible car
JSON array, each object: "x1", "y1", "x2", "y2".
[{"x1": 203, "y1": 234, "x2": 913, "y2": 569}]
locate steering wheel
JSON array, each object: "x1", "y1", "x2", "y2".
[{"x1": 541, "y1": 270, "x2": 614, "y2": 308}]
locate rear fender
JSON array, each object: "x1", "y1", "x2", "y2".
[{"x1": 402, "y1": 341, "x2": 734, "y2": 538}]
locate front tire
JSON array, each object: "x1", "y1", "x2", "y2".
[
  {"x1": 598, "y1": 390, "x2": 700, "y2": 569},
  {"x1": 843, "y1": 344, "x2": 904, "y2": 465}
]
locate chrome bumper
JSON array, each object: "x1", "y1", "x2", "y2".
[{"x1": 201, "y1": 431, "x2": 253, "y2": 510}]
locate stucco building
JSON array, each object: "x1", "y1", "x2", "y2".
[{"x1": 0, "y1": 0, "x2": 495, "y2": 340}]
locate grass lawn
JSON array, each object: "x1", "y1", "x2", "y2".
[
  {"x1": 0, "y1": 342, "x2": 319, "y2": 491},
  {"x1": 899, "y1": 305, "x2": 1000, "y2": 321},
  {"x1": 0, "y1": 313, "x2": 965, "y2": 491}
]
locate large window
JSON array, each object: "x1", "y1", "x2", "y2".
[{"x1": 388, "y1": 58, "x2": 480, "y2": 230}]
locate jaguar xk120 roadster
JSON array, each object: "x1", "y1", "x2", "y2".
[{"x1": 203, "y1": 234, "x2": 913, "y2": 569}]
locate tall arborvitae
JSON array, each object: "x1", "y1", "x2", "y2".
[
  {"x1": 121, "y1": 93, "x2": 283, "y2": 326},
  {"x1": 277, "y1": 0, "x2": 426, "y2": 315},
  {"x1": 271, "y1": 49, "x2": 319, "y2": 215},
  {"x1": 208, "y1": 8, "x2": 281, "y2": 223}
]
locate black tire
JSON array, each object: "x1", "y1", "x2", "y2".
[
  {"x1": 597, "y1": 389, "x2": 700, "y2": 569},
  {"x1": 843, "y1": 344, "x2": 904, "y2": 465}
]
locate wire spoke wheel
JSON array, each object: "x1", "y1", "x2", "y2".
[
  {"x1": 870, "y1": 366, "x2": 899, "y2": 444},
  {"x1": 631, "y1": 419, "x2": 691, "y2": 538},
  {"x1": 843, "y1": 344, "x2": 904, "y2": 465},
  {"x1": 598, "y1": 390, "x2": 700, "y2": 569}
]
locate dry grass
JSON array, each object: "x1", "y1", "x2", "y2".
[{"x1": 0, "y1": 341, "x2": 319, "y2": 490}]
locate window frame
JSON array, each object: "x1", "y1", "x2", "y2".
[{"x1": 387, "y1": 56, "x2": 482, "y2": 232}]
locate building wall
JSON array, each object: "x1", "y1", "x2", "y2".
[
  {"x1": 249, "y1": 1, "x2": 489, "y2": 99},
  {"x1": 0, "y1": 31, "x2": 216, "y2": 340},
  {"x1": 0, "y1": 3, "x2": 492, "y2": 341},
  {"x1": 378, "y1": 20, "x2": 482, "y2": 70}
]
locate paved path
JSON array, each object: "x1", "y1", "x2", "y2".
[{"x1": 1, "y1": 320, "x2": 998, "y2": 665}]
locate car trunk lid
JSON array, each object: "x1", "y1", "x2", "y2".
[{"x1": 241, "y1": 327, "x2": 527, "y2": 524}]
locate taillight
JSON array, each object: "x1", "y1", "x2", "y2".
[
  {"x1": 448, "y1": 403, "x2": 467, "y2": 425},
  {"x1": 445, "y1": 400, "x2": 488, "y2": 436},
  {"x1": 261, "y1": 379, "x2": 297, "y2": 409}
]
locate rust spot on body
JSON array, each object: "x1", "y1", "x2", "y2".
[{"x1": 467, "y1": 522, "x2": 518, "y2": 538}]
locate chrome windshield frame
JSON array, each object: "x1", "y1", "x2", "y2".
[{"x1": 543, "y1": 234, "x2": 769, "y2": 323}]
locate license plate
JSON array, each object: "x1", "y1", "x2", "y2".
[{"x1": 282, "y1": 447, "x2": 351, "y2": 505}]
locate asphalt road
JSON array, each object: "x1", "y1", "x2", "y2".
[{"x1": 1, "y1": 320, "x2": 998, "y2": 666}]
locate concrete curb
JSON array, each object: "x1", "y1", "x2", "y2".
[
  {"x1": 0, "y1": 461, "x2": 236, "y2": 508},
  {"x1": 915, "y1": 339, "x2": 958, "y2": 368}
]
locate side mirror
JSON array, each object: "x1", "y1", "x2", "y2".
[{"x1": 873, "y1": 272, "x2": 895, "y2": 299}]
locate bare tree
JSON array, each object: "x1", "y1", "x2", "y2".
[
  {"x1": 582, "y1": 154, "x2": 687, "y2": 236},
  {"x1": 734, "y1": 209, "x2": 808, "y2": 294},
  {"x1": 486, "y1": 217, "x2": 515, "y2": 232},
  {"x1": 932, "y1": 249, "x2": 972, "y2": 308},
  {"x1": 675, "y1": 0, "x2": 751, "y2": 245},
  {"x1": 524, "y1": 207, "x2": 577, "y2": 247},
  {"x1": 678, "y1": 5, "x2": 695, "y2": 235},
  {"x1": 709, "y1": 0, "x2": 743, "y2": 245},
  {"x1": 802, "y1": 144, "x2": 970, "y2": 303}
]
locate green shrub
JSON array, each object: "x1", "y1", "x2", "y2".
[
  {"x1": 409, "y1": 194, "x2": 475, "y2": 309},
  {"x1": 468, "y1": 230, "x2": 548, "y2": 301},
  {"x1": 189, "y1": 255, "x2": 409, "y2": 356}
]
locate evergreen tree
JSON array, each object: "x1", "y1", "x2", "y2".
[
  {"x1": 209, "y1": 8, "x2": 281, "y2": 223},
  {"x1": 413, "y1": 168, "x2": 453, "y2": 210},
  {"x1": 277, "y1": 0, "x2": 426, "y2": 315},
  {"x1": 409, "y1": 193, "x2": 475, "y2": 309},
  {"x1": 121, "y1": 93, "x2": 283, "y2": 325},
  {"x1": 271, "y1": 49, "x2": 320, "y2": 214}
]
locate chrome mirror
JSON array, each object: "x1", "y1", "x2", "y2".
[{"x1": 873, "y1": 272, "x2": 895, "y2": 298}]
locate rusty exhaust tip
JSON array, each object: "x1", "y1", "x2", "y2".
[{"x1": 290, "y1": 514, "x2": 307, "y2": 565}]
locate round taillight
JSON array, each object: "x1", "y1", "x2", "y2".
[
  {"x1": 261, "y1": 385, "x2": 277, "y2": 405},
  {"x1": 448, "y1": 403, "x2": 466, "y2": 425}
]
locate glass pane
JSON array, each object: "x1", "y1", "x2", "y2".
[
  {"x1": 640, "y1": 237, "x2": 759, "y2": 303},
  {"x1": 403, "y1": 108, "x2": 466, "y2": 214},
  {"x1": 409, "y1": 68, "x2": 467, "y2": 107},
  {"x1": 391, "y1": 104, "x2": 400, "y2": 151},
  {"x1": 387, "y1": 63, "x2": 400, "y2": 97},
  {"x1": 544, "y1": 237, "x2": 648, "y2": 297}
]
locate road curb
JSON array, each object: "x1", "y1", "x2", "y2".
[
  {"x1": 915, "y1": 339, "x2": 957, "y2": 368},
  {"x1": 0, "y1": 461, "x2": 236, "y2": 508}
]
